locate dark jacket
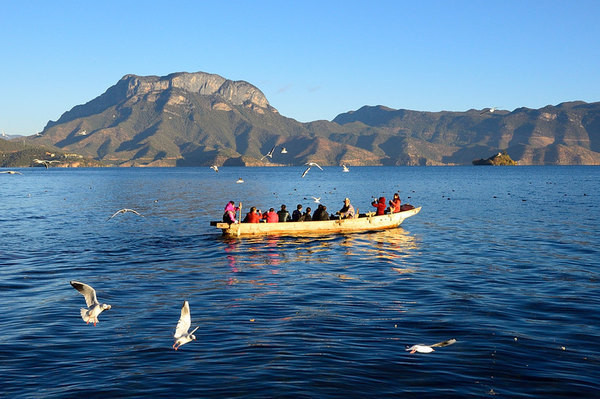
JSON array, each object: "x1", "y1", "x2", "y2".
[
  {"x1": 313, "y1": 206, "x2": 329, "y2": 221},
  {"x1": 277, "y1": 210, "x2": 290, "y2": 222},
  {"x1": 292, "y1": 209, "x2": 302, "y2": 221}
]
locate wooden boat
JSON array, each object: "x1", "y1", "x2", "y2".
[{"x1": 211, "y1": 206, "x2": 421, "y2": 237}]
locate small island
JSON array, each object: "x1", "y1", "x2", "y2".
[{"x1": 472, "y1": 151, "x2": 517, "y2": 166}]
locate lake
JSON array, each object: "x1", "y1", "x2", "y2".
[{"x1": 1, "y1": 166, "x2": 599, "y2": 398}]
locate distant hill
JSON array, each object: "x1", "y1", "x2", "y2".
[
  {"x1": 0, "y1": 137, "x2": 104, "y2": 168},
  {"x1": 473, "y1": 151, "x2": 517, "y2": 166},
  {"x1": 22, "y1": 71, "x2": 600, "y2": 166}
]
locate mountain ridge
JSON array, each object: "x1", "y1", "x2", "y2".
[{"x1": 17, "y1": 71, "x2": 600, "y2": 166}]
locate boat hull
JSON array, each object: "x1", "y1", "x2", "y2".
[{"x1": 212, "y1": 207, "x2": 421, "y2": 237}]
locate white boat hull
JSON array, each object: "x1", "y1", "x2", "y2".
[{"x1": 212, "y1": 207, "x2": 421, "y2": 237}]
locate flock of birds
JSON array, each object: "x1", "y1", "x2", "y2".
[
  {"x1": 205, "y1": 145, "x2": 352, "y2": 181},
  {"x1": 4, "y1": 153, "x2": 455, "y2": 354},
  {"x1": 69, "y1": 281, "x2": 200, "y2": 350},
  {"x1": 1, "y1": 150, "x2": 352, "y2": 179},
  {"x1": 69, "y1": 280, "x2": 455, "y2": 353}
]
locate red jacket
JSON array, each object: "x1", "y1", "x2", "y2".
[
  {"x1": 372, "y1": 197, "x2": 387, "y2": 215},
  {"x1": 244, "y1": 211, "x2": 261, "y2": 223},
  {"x1": 264, "y1": 210, "x2": 279, "y2": 223}
]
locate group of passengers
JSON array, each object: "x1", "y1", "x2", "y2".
[{"x1": 222, "y1": 192, "x2": 402, "y2": 224}]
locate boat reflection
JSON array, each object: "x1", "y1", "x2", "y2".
[
  {"x1": 357, "y1": 228, "x2": 420, "y2": 259},
  {"x1": 220, "y1": 227, "x2": 419, "y2": 275},
  {"x1": 221, "y1": 236, "x2": 286, "y2": 286}
]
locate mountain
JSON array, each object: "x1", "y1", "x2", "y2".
[{"x1": 24, "y1": 71, "x2": 600, "y2": 166}]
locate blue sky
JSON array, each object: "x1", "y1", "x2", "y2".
[{"x1": 1, "y1": 0, "x2": 599, "y2": 135}]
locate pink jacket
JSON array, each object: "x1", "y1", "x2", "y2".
[{"x1": 224, "y1": 202, "x2": 239, "y2": 223}]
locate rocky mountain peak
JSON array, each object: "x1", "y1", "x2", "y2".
[{"x1": 121, "y1": 72, "x2": 270, "y2": 108}]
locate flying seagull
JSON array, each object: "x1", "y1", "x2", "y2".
[
  {"x1": 305, "y1": 162, "x2": 323, "y2": 170},
  {"x1": 0, "y1": 170, "x2": 22, "y2": 175},
  {"x1": 107, "y1": 208, "x2": 144, "y2": 221},
  {"x1": 261, "y1": 146, "x2": 276, "y2": 161},
  {"x1": 312, "y1": 197, "x2": 321, "y2": 203},
  {"x1": 210, "y1": 165, "x2": 219, "y2": 172},
  {"x1": 301, "y1": 162, "x2": 323, "y2": 178},
  {"x1": 70, "y1": 281, "x2": 112, "y2": 326},
  {"x1": 342, "y1": 164, "x2": 349, "y2": 172},
  {"x1": 33, "y1": 159, "x2": 60, "y2": 169},
  {"x1": 406, "y1": 338, "x2": 457, "y2": 354},
  {"x1": 480, "y1": 107, "x2": 497, "y2": 115},
  {"x1": 173, "y1": 300, "x2": 199, "y2": 350},
  {"x1": 281, "y1": 147, "x2": 288, "y2": 154}
]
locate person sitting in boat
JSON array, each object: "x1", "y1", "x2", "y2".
[
  {"x1": 336, "y1": 198, "x2": 355, "y2": 219},
  {"x1": 292, "y1": 204, "x2": 303, "y2": 221},
  {"x1": 371, "y1": 196, "x2": 387, "y2": 216},
  {"x1": 389, "y1": 193, "x2": 401, "y2": 213},
  {"x1": 313, "y1": 204, "x2": 329, "y2": 221},
  {"x1": 300, "y1": 207, "x2": 312, "y2": 221},
  {"x1": 263, "y1": 208, "x2": 279, "y2": 223},
  {"x1": 243, "y1": 207, "x2": 262, "y2": 223},
  {"x1": 277, "y1": 204, "x2": 290, "y2": 222},
  {"x1": 223, "y1": 200, "x2": 240, "y2": 224}
]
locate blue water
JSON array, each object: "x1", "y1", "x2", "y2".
[{"x1": 1, "y1": 166, "x2": 599, "y2": 398}]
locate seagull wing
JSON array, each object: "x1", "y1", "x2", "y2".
[
  {"x1": 313, "y1": 163, "x2": 323, "y2": 170},
  {"x1": 174, "y1": 301, "x2": 192, "y2": 338},
  {"x1": 430, "y1": 338, "x2": 457, "y2": 348},
  {"x1": 107, "y1": 209, "x2": 124, "y2": 220},
  {"x1": 126, "y1": 209, "x2": 143, "y2": 217},
  {"x1": 301, "y1": 166, "x2": 311, "y2": 178},
  {"x1": 70, "y1": 280, "x2": 99, "y2": 307}
]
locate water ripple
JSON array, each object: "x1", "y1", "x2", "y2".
[{"x1": 1, "y1": 167, "x2": 599, "y2": 397}]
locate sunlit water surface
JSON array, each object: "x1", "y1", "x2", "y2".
[{"x1": 1, "y1": 166, "x2": 599, "y2": 398}]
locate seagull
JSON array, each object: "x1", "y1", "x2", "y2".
[
  {"x1": 280, "y1": 147, "x2": 288, "y2": 154},
  {"x1": 301, "y1": 162, "x2": 323, "y2": 178},
  {"x1": 107, "y1": 208, "x2": 144, "y2": 221},
  {"x1": 210, "y1": 165, "x2": 219, "y2": 172},
  {"x1": 70, "y1": 281, "x2": 112, "y2": 326},
  {"x1": 261, "y1": 145, "x2": 276, "y2": 160},
  {"x1": 173, "y1": 300, "x2": 199, "y2": 350},
  {"x1": 312, "y1": 197, "x2": 321, "y2": 203},
  {"x1": 33, "y1": 159, "x2": 60, "y2": 169},
  {"x1": 480, "y1": 107, "x2": 497, "y2": 115},
  {"x1": 305, "y1": 162, "x2": 323, "y2": 170},
  {"x1": 342, "y1": 164, "x2": 349, "y2": 172},
  {"x1": 406, "y1": 338, "x2": 457, "y2": 354},
  {"x1": 236, "y1": 177, "x2": 244, "y2": 184},
  {"x1": 0, "y1": 170, "x2": 22, "y2": 174}
]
